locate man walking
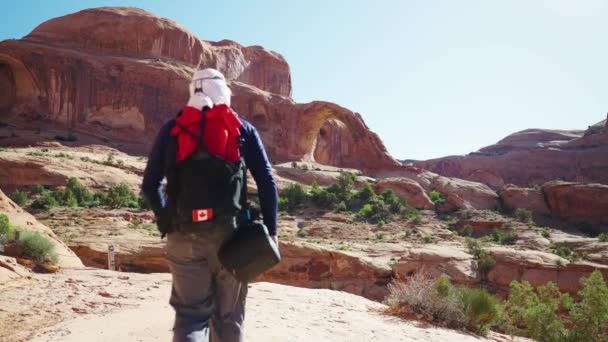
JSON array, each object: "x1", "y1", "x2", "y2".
[{"x1": 142, "y1": 68, "x2": 278, "y2": 342}]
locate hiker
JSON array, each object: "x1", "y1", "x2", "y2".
[{"x1": 142, "y1": 68, "x2": 278, "y2": 342}]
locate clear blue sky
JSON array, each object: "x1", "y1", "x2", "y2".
[{"x1": 1, "y1": 0, "x2": 606, "y2": 160}]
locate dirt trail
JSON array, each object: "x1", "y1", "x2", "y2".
[{"x1": 0, "y1": 268, "x2": 512, "y2": 342}]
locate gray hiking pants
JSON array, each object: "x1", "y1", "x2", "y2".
[{"x1": 166, "y1": 223, "x2": 247, "y2": 342}]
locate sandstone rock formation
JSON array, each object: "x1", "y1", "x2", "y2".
[
  {"x1": 499, "y1": 184, "x2": 551, "y2": 215},
  {"x1": 375, "y1": 177, "x2": 435, "y2": 209},
  {"x1": 0, "y1": 7, "x2": 401, "y2": 173},
  {"x1": 487, "y1": 246, "x2": 608, "y2": 293},
  {"x1": 0, "y1": 189, "x2": 82, "y2": 268},
  {"x1": 397, "y1": 166, "x2": 500, "y2": 211},
  {"x1": 0, "y1": 146, "x2": 144, "y2": 192},
  {"x1": 412, "y1": 121, "x2": 608, "y2": 189},
  {"x1": 543, "y1": 181, "x2": 608, "y2": 226}
]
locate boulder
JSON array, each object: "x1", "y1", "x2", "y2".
[
  {"x1": 396, "y1": 167, "x2": 500, "y2": 211},
  {"x1": 256, "y1": 242, "x2": 393, "y2": 301},
  {"x1": 499, "y1": 184, "x2": 551, "y2": 215},
  {"x1": 392, "y1": 244, "x2": 477, "y2": 285},
  {"x1": 375, "y1": 178, "x2": 434, "y2": 209}
]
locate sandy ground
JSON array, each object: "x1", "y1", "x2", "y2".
[{"x1": 0, "y1": 268, "x2": 509, "y2": 342}]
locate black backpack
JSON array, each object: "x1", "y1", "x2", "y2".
[{"x1": 164, "y1": 109, "x2": 247, "y2": 230}]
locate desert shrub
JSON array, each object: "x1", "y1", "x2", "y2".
[
  {"x1": 278, "y1": 197, "x2": 290, "y2": 212},
  {"x1": 10, "y1": 190, "x2": 28, "y2": 206},
  {"x1": 52, "y1": 188, "x2": 77, "y2": 207},
  {"x1": 459, "y1": 287, "x2": 500, "y2": 335},
  {"x1": 17, "y1": 231, "x2": 58, "y2": 264},
  {"x1": 0, "y1": 214, "x2": 10, "y2": 237},
  {"x1": 568, "y1": 270, "x2": 608, "y2": 341},
  {"x1": 385, "y1": 274, "x2": 498, "y2": 334},
  {"x1": 66, "y1": 177, "x2": 93, "y2": 206},
  {"x1": 309, "y1": 183, "x2": 337, "y2": 209},
  {"x1": 541, "y1": 227, "x2": 551, "y2": 238},
  {"x1": 356, "y1": 199, "x2": 391, "y2": 224},
  {"x1": 461, "y1": 224, "x2": 473, "y2": 237},
  {"x1": 356, "y1": 204, "x2": 373, "y2": 220},
  {"x1": 31, "y1": 184, "x2": 46, "y2": 195},
  {"x1": 385, "y1": 274, "x2": 467, "y2": 329},
  {"x1": 351, "y1": 182, "x2": 376, "y2": 209},
  {"x1": 335, "y1": 201, "x2": 348, "y2": 212},
  {"x1": 503, "y1": 280, "x2": 572, "y2": 341},
  {"x1": 291, "y1": 161, "x2": 298, "y2": 169},
  {"x1": 598, "y1": 233, "x2": 608, "y2": 242},
  {"x1": 326, "y1": 172, "x2": 356, "y2": 203},
  {"x1": 429, "y1": 190, "x2": 445, "y2": 204},
  {"x1": 514, "y1": 208, "x2": 533, "y2": 223},
  {"x1": 550, "y1": 245, "x2": 580, "y2": 262},
  {"x1": 491, "y1": 231, "x2": 518, "y2": 245},
  {"x1": 380, "y1": 189, "x2": 407, "y2": 214},
  {"x1": 280, "y1": 183, "x2": 309, "y2": 210},
  {"x1": 105, "y1": 183, "x2": 139, "y2": 209},
  {"x1": 477, "y1": 252, "x2": 496, "y2": 279},
  {"x1": 30, "y1": 192, "x2": 58, "y2": 210},
  {"x1": 465, "y1": 238, "x2": 495, "y2": 280}
]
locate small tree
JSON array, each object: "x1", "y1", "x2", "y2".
[
  {"x1": 568, "y1": 270, "x2": 608, "y2": 340},
  {"x1": 9, "y1": 190, "x2": 28, "y2": 206},
  {"x1": 279, "y1": 183, "x2": 308, "y2": 210}
]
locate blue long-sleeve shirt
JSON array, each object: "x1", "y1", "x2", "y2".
[{"x1": 141, "y1": 116, "x2": 279, "y2": 235}]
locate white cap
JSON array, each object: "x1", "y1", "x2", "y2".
[{"x1": 189, "y1": 68, "x2": 232, "y2": 107}]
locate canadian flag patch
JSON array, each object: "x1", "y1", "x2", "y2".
[{"x1": 192, "y1": 209, "x2": 213, "y2": 222}]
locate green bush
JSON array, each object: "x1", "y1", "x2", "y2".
[
  {"x1": 461, "y1": 224, "x2": 473, "y2": 237},
  {"x1": 351, "y1": 183, "x2": 376, "y2": 209},
  {"x1": 105, "y1": 183, "x2": 139, "y2": 209},
  {"x1": 280, "y1": 183, "x2": 309, "y2": 210},
  {"x1": 429, "y1": 190, "x2": 445, "y2": 204},
  {"x1": 31, "y1": 192, "x2": 58, "y2": 210},
  {"x1": 503, "y1": 280, "x2": 572, "y2": 341},
  {"x1": 541, "y1": 227, "x2": 551, "y2": 238},
  {"x1": 568, "y1": 270, "x2": 608, "y2": 341},
  {"x1": 598, "y1": 233, "x2": 608, "y2": 242},
  {"x1": 459, "y1": 287, "x2": 500, "y2": 335},
  {"x1": 550, "y1": 245, "x2": 580, "y2": 262},
  {"x1": 310, "y1": 183, "x2": 337, "y2": 209},
  {"x1": 66, "y1": 177, "x2": 93, "y2": 206},
  {"x1": 465, "y1": 238, "x2": 495, "y2": 280},
  {"x1": 356, "y1": 199, "x2": 391, "y2": 224},
  {"x1": 10, "y1": 190, "x2": 28, "y2": 206},
  {"x1": 385, "y1": 274, "x2": 499, "y2": 335},
  {"x1": 477, "y1": 252, "x2": 496, "y2": 279},
  {"x1": 278, "y1": 197, "x2": 290, "y2": 212},
  {"x1": 491, "y1": 231, "x2": 518, "y2": 245},
  {"x1": 326, "y1": 172, "x2": 356, "y2": 203},
  {"x1": 0, "y1": 214, "x2": 10, "y2": 237},
  {"x1": 31, "y1": 184, "x2": 46, "y2": 195},
  {"x1": 514, "y1": 208, "x2": 533, "y2": 223},
  {"x1": 18, "y1": 231, "x2": 58, "y2": 264}
]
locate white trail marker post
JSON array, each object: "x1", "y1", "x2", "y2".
[{"x1": 108, "y1": 245, "x2": 116, "y2": 271}]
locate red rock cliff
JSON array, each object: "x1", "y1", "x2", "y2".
[{"x1": 0, "y1": 7, "x2": 400, "y2": 172}]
